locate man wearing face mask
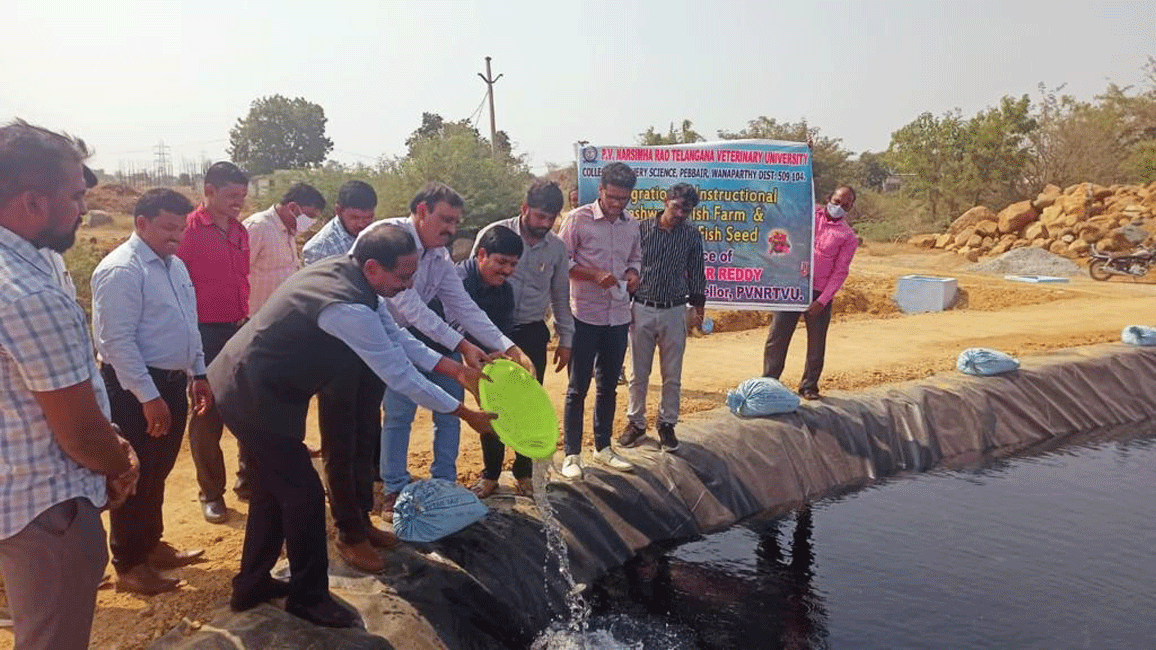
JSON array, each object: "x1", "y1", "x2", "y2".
[
  {"x1": 244, "y1": 182, "x2": 325, "y2": 318},
  {"x1": 762, "y1": 185, "x2": 858, "y2": 400}
]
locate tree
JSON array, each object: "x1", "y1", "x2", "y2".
[
  {"x1": 854, "y1": 151, "x2": 891, "y2": 191},
  {"x1": 638, "y1": 119, "x2": 705, "y2": 145},
  {"x1": 380, "y1": 115, "x2": 533, "y2": 230},
  {"x1": 718, "y1": 117, "x2": 853, "y2": 201},
  {"x1": 885, "y1": 110, "x2": 967, "y2": 225},
  {"x1": 227, "y1": 95, "x2": 333, "y2": 175},
  {"x1": 957, "y1": 94, "x2": 1036, "y2": 207}
]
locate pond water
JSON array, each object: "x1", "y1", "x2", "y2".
[{"x1": 575, "y1": 431, "x2": 1156, "y2": 649}]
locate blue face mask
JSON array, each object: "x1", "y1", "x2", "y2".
[{"x1": 826, "y1": 202, "x2": 847, "y2": 220}]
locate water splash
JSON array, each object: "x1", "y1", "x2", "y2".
[
  {"x1": 531, "y1": 457, "x2": 591, "y2": 641},
  {"x1": 527, "y1": 459, "x2": 696, "y2": 650}
]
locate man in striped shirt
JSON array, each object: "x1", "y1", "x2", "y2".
[{"x1": 618, "y1": 183, "x2": 706, "y2": 452}]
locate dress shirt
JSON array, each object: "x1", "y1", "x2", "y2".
[
  {"x1": 316, "y1": 302, "x2": 459, "y2": 413},
  {"x1": 634, "y1": 217, "x2": 707, "y2": 308},
  {"x1": 471, "y1": 216, "x2": 575, "y2": 346},
  {"x1": 811, "y1": 206, "x2": 859, "y2": 305},
  {"x1": 0, "y1": 226, "x2": 107, "y2": 539},
  {"x1": 91, "y1": 233, "x2": 206, "y2": 403},
  {"x1": 357, "y1": 218, "x2": 515, "y2": 353},
  {"x1": 558, "y1": 200, "x2": 642, "y2": 326},
  {"x1": 303, "y1": 216, "x2": 357, "y2": 266},
  {"x1": 175, "y1": 204, "x2": 250, "y2": 323},
  {"x1": 39, "y1": 248, "x2": 112, "y2": 413},
  {"x1": 245, "y1": 205, "x2": 301, "y2": 315}
]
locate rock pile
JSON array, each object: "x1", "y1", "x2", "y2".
[
  {"x1": 965, "y1": 247, "x2": 1081, "y2": 277},
  {"x1": 907, "y1": 181, "x2": 1156, "y2": 262}
]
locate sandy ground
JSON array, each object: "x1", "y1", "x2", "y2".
[{"x1": 3, "y1": 244, "x2": 1156, "y2": 649}]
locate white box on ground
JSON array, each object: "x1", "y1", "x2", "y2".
[{"x1": 894, "y1": 275, "x2": 958, "y2": 314}]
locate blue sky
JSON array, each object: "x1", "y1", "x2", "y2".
[{"x1": 1, "y1": 0, "x2": 1150, "y2": 174}]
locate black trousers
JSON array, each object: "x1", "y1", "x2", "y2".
[
  {"x1": 230, "y1": 423, "x2": 329, "y2": 608},
  {"x1": 103, "y1": 364, "x2": 188, "y2": 573},
  {"x1": 762, "y1": 291, "x2": 833, "y2": 392},
  {"x1": 480, "y1": 321, "x2": 549, "y2": 481},
  {"x1": 190, "y1": 322, "x2": 246, "y2": 502},
  {"x1": 318, "y1": 361, "x2": 386, "y2": 544}
]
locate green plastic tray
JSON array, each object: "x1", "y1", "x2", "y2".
[{"x1": 477, "y1": 358, "x2": 558, "y2": 459}]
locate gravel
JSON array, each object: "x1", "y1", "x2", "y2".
[{"x1": 966, "y1": 247, "x2": 1082, "y2": 276}]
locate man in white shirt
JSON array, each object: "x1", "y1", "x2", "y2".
[
  {"x1": 357, "y1": 182, "x2": 534, "y2": 513},
  {"x1": 244, "y1": 182, "x2": 325, "y2": 317}
]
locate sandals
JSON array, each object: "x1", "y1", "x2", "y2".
[
  {"x1": 470, "y1": 478, "x2": 498, "y2": 499},
  {"x1": 514, "y1": 478, "x2": 534, "y2": 497}
]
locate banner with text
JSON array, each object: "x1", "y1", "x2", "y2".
[{"x1": 576, "y1": 140, "x2": 814, "y2": 311}]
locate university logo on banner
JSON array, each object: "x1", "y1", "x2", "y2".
[{"x1": 575, "y1": 141, "x2": 815, "y2": 311}]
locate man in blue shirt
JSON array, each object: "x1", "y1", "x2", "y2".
[
  {"x1": 304, "y1": 181, "x2": 397, "y2": 573},
  {"x1": 91, "y1": 188, "x2": 214, "y2": 595}
]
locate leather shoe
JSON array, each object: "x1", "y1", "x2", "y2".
[
  {"x1": 364, "y1": 524, "x2": 400, "y2": 550},
  {"x1": 202, "y1": 499, "x2": 228, "y2": 524},
  {"x1": 617, "y1": 422, "x2": 647, "y2": 448},
  {"x1": 286, "y1": 595, "x2": 359, "y2": 628},
  {"x1": 147, "y1": 541, "x2": 205, "y2": 570},
  {"x1": 336, "y1": 539, "x2": 384, "y2": 573},
  {"x1": 116, "y1": 563, "x2": 180, "y2": 595},
  {"x1": 380, "y1": 491, "x2": 399, "y2": 517},
  {"x1": 230, "y1": 577, "x2": 290, "y2": 612},
  {"x1": 799, "y1": 388, "x2": 821, "y2": 401}
]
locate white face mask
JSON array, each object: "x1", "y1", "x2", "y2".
[
  {"x1": 294, "y1": 211, "x2": 316, "y2": 233},
  {"x1": 826, "y1": 202, "x2": 847, "y2": 220}
]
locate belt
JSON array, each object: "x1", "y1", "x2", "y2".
[
  {"x1": 633, "y1": 297, "x2": 687, "y2": 309},
  {"x1": 148, "y1": 367, "x2": 188, "y2": 384},
  {"x1": 102, "y1": 363, "x2": 187, "y2": 385},
  {"x1": 201, "y1": 318, "x2": 248, "y2": 328}
]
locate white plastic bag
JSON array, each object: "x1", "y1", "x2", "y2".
[
  {"x1": 1121, "y1": 325, "x2": 1156, "y2": 346},
  {"x1": 726, "y1": 377, "x2": 800, "y2": 417},
  {"x1": 393, "y1": 478, "x2": 488, "y2": 543},
  {"x1": 956, "y1": 348, "x2": 1020, "y2": 376}
]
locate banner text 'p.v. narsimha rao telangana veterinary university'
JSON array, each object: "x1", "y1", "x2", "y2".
[{"x1": 575, "y1": 140, "x2": 814, "y2": 311}]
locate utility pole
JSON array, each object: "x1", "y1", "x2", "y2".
[{"x1": 477, "y1": 56, "x2": 503, "y2": 157}]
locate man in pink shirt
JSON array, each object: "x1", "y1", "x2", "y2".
[
  {"x1": 175, "y1": 161, "x2": 251, "y2": 523},
  {"x1": 763, "y1": 185, "x2": 858, "y2": 400},
  {"x1": 244, "y1": 182, "x2": 325, "y2": 316},
  {"x1": 558, "y1": 162, "x2": 641, "y2": 479}
]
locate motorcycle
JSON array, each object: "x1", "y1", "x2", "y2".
[{"x1": 1087, "y1": 243, "x2": 1156, "y2": 280}]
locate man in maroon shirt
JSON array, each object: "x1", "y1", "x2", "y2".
[{"x1": 175, "y1": 161, "x2": 251, "y2": 523}]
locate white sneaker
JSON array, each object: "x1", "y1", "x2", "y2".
[
  {"x1": 592, "y1": 447, "x2": 634, "y2": 472},
  {"x1": 561, "y1": 454, "x2": 583, "y2": 479}
]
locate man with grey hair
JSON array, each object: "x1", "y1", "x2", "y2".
[{"x1": 0, "y1": 119, "x2": 139, "y2": 650}]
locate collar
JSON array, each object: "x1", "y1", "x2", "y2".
[
  {"x1": 267, "y1": 204, "x2": 295, "y2": 235},
  {"x1": 0, "y1": 225, "x2": 53, "y2": 278},
  {"x1": 192, "y1": 204, "x2": 238, "y2": 230},
  {"x1": 592, "y1": 199, "x2": 630, "y2": 223},
  {"x1": 126, "y1": 231, "x2": 168, "y2": 266}
]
